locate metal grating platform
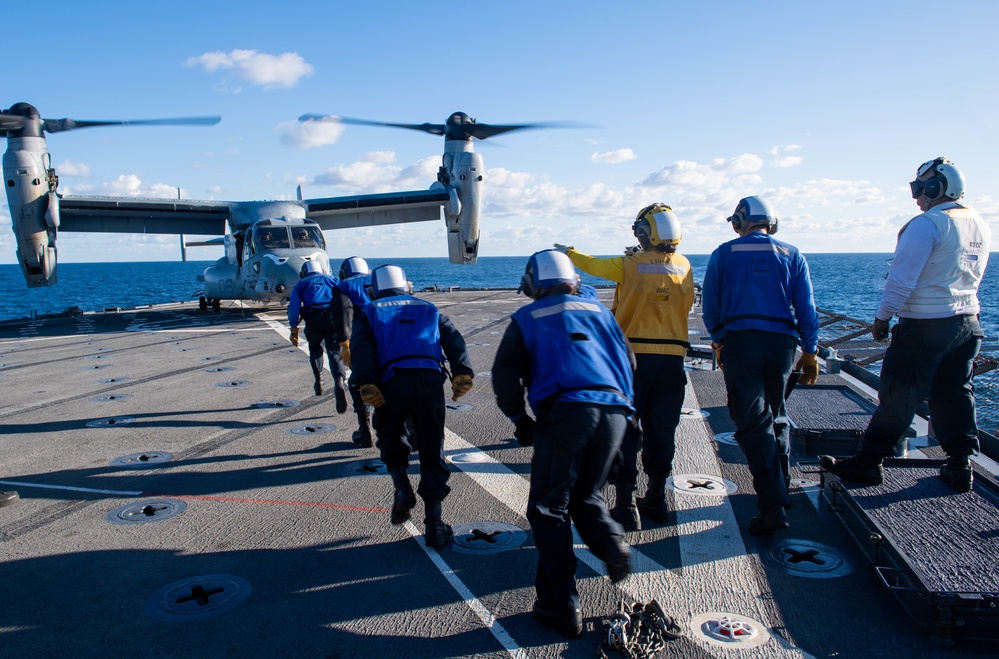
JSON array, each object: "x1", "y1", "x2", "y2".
[{"x1": 824, "y1": 459, "x2": 999, "y2": 642}]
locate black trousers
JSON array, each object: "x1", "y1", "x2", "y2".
[
  {"x1": 719, "y1": 330, "x2": 795, "y2": 510},
  {"x1": 372, "y1": 369, "x2": 450, "y2": 503},
  {"x1": 527, "y1": 401, "x2": 628, "y2": 613},
  {"x1": 303, "y1": 310, "x2": 345, "y2": 385},
  {"x1": 610, "y1": 353, "x2": 686, "y2": 486},
  {"x1": 863, "y1": 315, "x2": 982, "y2": 460}
]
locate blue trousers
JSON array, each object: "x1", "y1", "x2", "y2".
[
  {"x1": 609, "y1": 353, "x2": 687, "y2": 486},
  {"x1": 862, "y1": 315, "x2": 982, "y2": 460},
  {"x1": 527, "y1": 402, "x2": 628, "y2": 612},
  {"x1": 720, "y1": 330, "x2": 795, "y2": 510}
]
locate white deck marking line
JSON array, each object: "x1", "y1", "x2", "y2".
[
  {"x1": 444, "y1": 382, "x2": 815, "y2": 658},
  {"x1": 402, "y1": 520, "x2": 528, "y2": 659},
  {"x1": 0, "y1": 480, "x2": 143, "y2": 496}
]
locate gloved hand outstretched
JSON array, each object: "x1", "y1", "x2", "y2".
[
  {"x1": 871, "y1": 318, "x2": 890, "y2": 342},
  {"x1": 451, "y1": 373, "x2": 474, "y2": 401},
  {"x1": 624, "y1": 245, "x2": 642, "y2": 256},
  {"x1": 711, "y1": 341, "x2": 723, "y2": 370},
  {"x1": 553, "y1": 243, "x2": 573, "y2": 254},
  {"x1": 360, "y1": 384, "x2": 385, "y2": 408},
  {"x1": 514, "y1": 416, "x2": 536, "y2": 447},
  {"x1": 339, "y1": 341, "x2": 351, "y2": 369},
  {"x1": 290, "y1": 328, "x2": 299, "y2": 347},
  {"x1": 795, "y1": 352, "x2": 819, "y2": 386}
]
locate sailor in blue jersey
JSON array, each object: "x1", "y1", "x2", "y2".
[
  {"x1": 492, "y1": 250, "x2": 635, "y2": 640},
  {"x1": 702, "y1": 197, "x2": 820, "y2": 536},
  {"x1": 333, "y1": 257, "x2": 375, "y2": 447},
  {"x1": 288, "y1": 261, "x2": 349, "y2": 413},
  {"x1": 822, "y1": 158, "x2": 992, "y2": 492},
  {"x1": 350, "y1": 265, "x2": 474, "y2": 548}
]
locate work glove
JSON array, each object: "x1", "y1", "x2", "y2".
[
  {"x1": 553, "y1": 243, "x2": 573, "y2": 254},
  {"x1": 360, "y1": 384, "x2": 385, "y2": 408},
  {"x1": 451, "y1": 373, "x2": 474, "y2": 401},
  {"x1": 290, "y1": 328, "x2": 299, "y2": 347},
  {"x1": 711, "y1": 341, "x2": 723, "y2": 371},
  {"x1": 339, "y1": 341, "x2": 351, "y2": 369},
  {"x1": 795, "y1": 352, "x2": 819, "y2": 386},
  {"x1": 624, "y1": 245, "x2": 642, "y2": 256},
  {"x1": 871, "y1": 318, "x2": 890, "y2": 342},
  {"x1": 514, "y1": 416, "x2": 536, "y2": 447}
]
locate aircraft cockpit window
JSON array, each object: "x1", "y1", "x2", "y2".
[
  {"x1": 254, "y1": 228, "x2": 290, "y2": 252},
  {"x1": 293, "y1": 226, "x2": 324, "y2": 249}
]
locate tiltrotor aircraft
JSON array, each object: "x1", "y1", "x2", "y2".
[{"x1": 2, "y1": 103, "x2": 559, "y2": 310}]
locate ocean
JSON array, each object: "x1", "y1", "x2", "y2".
[{"x1": 3, "y1": 253, "x2": 998, "y2": 431}]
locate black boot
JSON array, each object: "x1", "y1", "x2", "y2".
[
  {"x1": 819, "y1": 453, "x2": 884, "y2": 486},
  {"x1": 313, "y1": 378, "x2": 323, "y2": 396},
  {"x1": 351, "y1": 408, "x2": 373, "y2": 448},
  {"x1": 637, "y1": 477, "x2": 670, "y2": 524},
  {"x1": 389, "y1": 466, "x2": 416, "y2": 525},
  {"x1": 603, "y1": 535, "x2": 632, "y2": 583},
  {"x1": 940, "y1": 455, "x2": 973, "y2": 492},
  {"x1": 333, "y1": 376, "x2": 348, "y2": 414},
  {"x1": 423, "y1": 501, "x2": 454, "y2": 548},
  {"x1": 609, "y1": 484, "x2": 641, "y2": 531},
  {"x1": 748, "y1": 505, "x2": 789, "y2": 536}
]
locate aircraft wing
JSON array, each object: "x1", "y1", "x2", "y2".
[
  {"x1": 57, "y1": 195, "x2": 232, "y2": 235},
  {"x1": 304, "y1": 189, "x2": 449, "y2": 230}
]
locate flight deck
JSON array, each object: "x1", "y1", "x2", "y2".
[{"x1": 1, "y1": 289, "x2": 997, "y2": 658}]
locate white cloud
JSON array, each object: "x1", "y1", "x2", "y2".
[
  {"x1": 185, "y1": 49, "x2": 314, "y2": 90},
  {"x1": 769, "y1": 144, "x2": 803, "y2": 156},
  {"x1": 56, "y1": 160, "x2": 91, "y2": 178},
  {"x1": 279, "y1": 116, "x2": 346, "y2": 149},
  {"x1": 772, "y1": 156, "x2": 803, "y2": 168},
  {"x1": 98, "y1": 174, "x2": 186, "y2": 199},
  {"x1": 591, "y1": 148, "x2": 636, "y2": 164}
]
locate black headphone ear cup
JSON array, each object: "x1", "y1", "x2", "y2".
[
  {"x1": 767, "y1": 219, "x2": 778, "y2": 235},
  {"x1": 519, "y1": 273, "x2": 534, "y2": 298},
  {"x1": 924, "y1": 177, "x2": 942, "y2": 201}
]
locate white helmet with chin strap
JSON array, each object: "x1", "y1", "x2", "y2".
[
  {"x1": 370, "y1": 264, "x2": 411, "y2": 299},
  {"x1": 727, "y1": 196, "x2": 778, "y2": 235},
  {"x1": 519, "y1": 249, "x2": 580, "y2": 300},
  {"x1": 910, "y1": 156, "x2": 965, "y2": 202},
  {"x1": 299, "y1": 260, "x2": 323, "y2": 279},
  {"x1": 339, "y1": 256, "x2": 370, "y2": 279}
]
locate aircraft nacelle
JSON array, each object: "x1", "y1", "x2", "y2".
[
  {"x1": 441, "y1": 140, "x2": 482, "y2": 265},
  {"x1": 3, "y1": 136, "x2": 58, "y2": 287}
]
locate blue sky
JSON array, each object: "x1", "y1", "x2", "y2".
[{"x1": 3, "y1": 0, "x2": 999, "y2": 264}]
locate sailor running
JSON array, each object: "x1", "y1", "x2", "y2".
[
  {"x1": 333, "y1": 256, "x2": 375, "y2": 446},
  {"x1": 349, "y1": 265, "x2": 474, "y2": 548},
  {"x1": 492, "y1": 249, "x2": 634, "y2": 639},
  {"x1": 288, "y1": 261, "x2": 349, "y2": 413}
]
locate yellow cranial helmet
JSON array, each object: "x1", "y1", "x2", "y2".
[{"x1": 633, "y1": 203, "x2": 681, "y2": 246}]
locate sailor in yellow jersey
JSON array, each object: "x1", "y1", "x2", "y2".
[{"x1": 555, "y1": 203, "x2": 695, "y2": 530}]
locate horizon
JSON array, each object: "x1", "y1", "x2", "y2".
[{"x1": 4, "y1": 2, "x2": 999, "y2": 267}]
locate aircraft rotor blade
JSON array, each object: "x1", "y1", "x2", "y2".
[
  {"x1": 464, "y1": 120, "x2": 598, "y2": 141},
  {"x1": 0, "y1": 115, "x2": 26, "y2": 132},
  {"x1": 42, "y1": 116, "x2": 222, "y2": 134},
  {"x1": 298, "y1": 114, "x2": 447, "y2": 136}
]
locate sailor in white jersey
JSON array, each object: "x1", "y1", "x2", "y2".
[{"x1": 822, "y1": 157, "x2": 992, "y2": 492}]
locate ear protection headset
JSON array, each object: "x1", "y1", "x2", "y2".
[
  {"x1": 727, "y1": 197, "x2": 778, "y2": 235},
  {"x1": 910, "y1": 157, "x2": 950, "y2": 202}
]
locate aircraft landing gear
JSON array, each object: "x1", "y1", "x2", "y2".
[
  {"x1": 199, "y1": 296, "x2": 208, "y2": 312},
  {"x1": 211, "y1": 298, "x2": 221, "y2": 313}
]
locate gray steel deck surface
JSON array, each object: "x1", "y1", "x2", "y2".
[{"x1": 0, "y1": 290, "x2": 996, "y2": 658}]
